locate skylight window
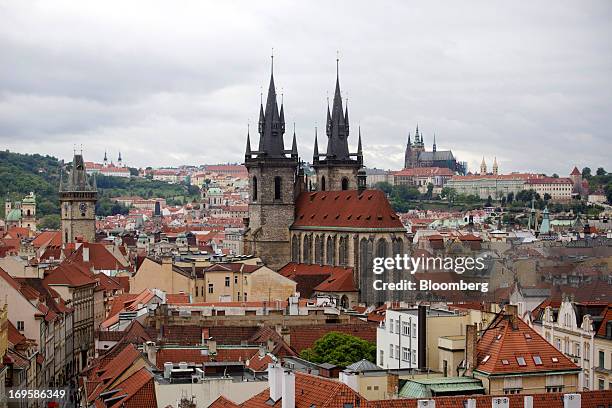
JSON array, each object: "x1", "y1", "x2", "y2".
[
  {"x1": 533, "y1": 356, "x2": 542, "y2": 365},
  {"x1": 516, "y1": 357, "x2": 527, "y2": 366},
  {"x1": 496, "y1": 334, "x2": 502, "y2": 340},
  {"x1": 524, "y1": 333, "x2": 532, "y2": 339},
  {"x1": 482, "y1": 355, "x2": 490, "y2": 363},
  {"x1": 501, "y1": 359, "x2": 509, "y2": 365},
  {"x1": 551, "y1": 357, "x2": 559, "y2": 363}
]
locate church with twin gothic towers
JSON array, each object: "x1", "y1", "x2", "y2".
[{"x1": 243, "y1": 57, "x2": 408, "y2": 305}]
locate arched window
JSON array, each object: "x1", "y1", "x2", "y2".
[
  {"x1": 339, "y1": 236, "x2": 348, "y2": 266},
  {"x1": 393, "y1": 238, "x2": 404, "y2": 256},
  {"x1": 291, "y1": 235, "x2": 299, "y2": 262},
  {"x1": 314, "y1": 235, "x2": 323, "y2": 264},
  {"x1": 303, "y1": 235, "x2": 311, "y2": 264},
  {"x1": 274, "y1": 176, "x2": 281, "y2": 200},
  {"x1": 326, "y1": 236, "x2": 335, "y2": 265},
  {"x1": 341, "y1": 177, "x2": 349, "y2": 190},
  {"x1": 321, "y1": 176, "x2": 326, "y2": 191},
  {"x1": 252, "y1": 176, "x2": 258, "y2": 201},
  {"x1": 26, "y1": 209, "x2": 31, "y2": 216}
]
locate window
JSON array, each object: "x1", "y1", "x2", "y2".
[
  {"x1": 501, "y1": 359, "x2": 509, "y2": 365},
  {"x1": 274, "y1": 176, "x2": 282, "y2": 200},
  {"x1": 412, "y1": 323, "x2": 417, "y2": 338},
  {"x1": 516, "y1": 357, "x2": 527, "y2": 366},
  {"x1": 402, "y1": 322, "x2": 410, "y2": 336},
  {"x1": 395, "y1": 319, "x2": 400, "y2": 334},
  {"x1": 482, "y1": 355, "x2": 490, "y2": 363},
  {"x1": 600, "y1": 351, "x2": 605, "y2": 369},
  {"x1": 225, "y1": 276, "x2": 230, "y2": 287},
  {"x1": 208, "y1": 283, "x2": 214, "y2": 294},
  {"x1": 389, "y1": 318, "x2": 394, "y2": 333},
  {"x1": 17, "y1": 321, "x2": 24, "y2": 331},
  {"x1": 402, "y1": 347, "x2": 409, "y2": 362},
  {"x1": 234, "y1": 275, "x2": 238, "y2": 284},
  {"x1": 395, "y1": 345, "x2": 400, "y2": 360},
  {"x1": 252, "y1": 176, "x2": 258, "y2": 201},
  {"x1": 533, "y1": 356, "x2": 543, "y2": 365},
  {"x1": 244, "y1": 293, "x2": 247, "y2": 301},
  {"x1": 389, "y1": 344, "x2": 394, "y2": 359},
  {"x1": 551, "y1": 357, "x2": 559, "y2": 363},
  {"x1": 341, "y1": 177, "x2": 349, "y2": 190},
  {"x1": 379, "y1": 350, "x2": 384, "y2": 365},
  {"x1": 321, "y1": 176, "x2": 326, "y2": 191},
  {"x1": 599, "y1": 379, "x2": 605, "y2": 390}
]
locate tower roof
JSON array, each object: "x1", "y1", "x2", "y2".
[
  {"x1": 256, "y1": 55, "x2": 286, "y2": 157},
  {"x1": 61, "y1": 153, "x2": 97, "y2": 192},
  {"x1": 324, "y1": 58, "x2": 351, "y2": 161}
]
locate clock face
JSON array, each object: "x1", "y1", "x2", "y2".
[{"x1": 79, "y1": 202, "x2": 88, "y2": 213}]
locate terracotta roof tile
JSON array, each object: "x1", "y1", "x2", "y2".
[{"x1": 292, "y1": 190, "x2": 404, "y2": 230}]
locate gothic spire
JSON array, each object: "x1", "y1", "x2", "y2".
[
  {"x1": 407, "y1": 132, "x2": 411, "y2": 147},
  {"x1": 257, "y1": 54, "x2": 286, "y2": 157},
  {"x1": 433, "y1": 134, "x2": 436, "y2": 152},
  {"x1": 245, "y1": 124, "x2": 252, "y2": 158},
  {"x1": 291, "y1": 123, "x2": 298, "y2": 158},
  {"x1": 313, "y1": 127, "x2": 319, "y2": 161},
  {"x1": 325, "y1": 57, "x2": 350, "y2": 160}
]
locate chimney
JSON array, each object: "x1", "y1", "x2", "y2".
[
  {"x1": 465, "y1": 324, "x2": 478, "y2": 375},
  {"x1": 268, "y1": 363, "x2": 284, "y2": 402},
  {"x1": 524, "y1": 395, "x2": 533, "y2": 408},
  {"x1": 207, "y1": 339, "x2": 217, "y2": 354},
  {"x1": 82, "y1": 246, "x2": 90, "y2": 263},
  {"x1": 143, "y1": 341, "x2": 157, "y2": 366},
  {"x1": 267, "y1": 338, "x2": 275, "y2": 353},
  {"x1": 201, "y1": 328, "x2": 210, "y2": 346},
  {"x1": 387, "y1": 372, "x2": 399, "y2": 397},
  {"x1": 563, "y1": 394, "x2": 581, "y2": 408},
  {"x1": 281, "y1": 370, "x2": 295, "y2": 408},
  {"x1": 339, "y1": 371, "x2": 359, "y2": 392},
  {"x1": 505, "y1": 304, "x2": 519, "y2": 330}
]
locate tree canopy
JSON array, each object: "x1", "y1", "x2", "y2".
[{"x1": 299, "y1": 332, "x2": 376, "y2": 368}]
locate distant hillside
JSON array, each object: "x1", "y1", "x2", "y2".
[{"x1": 0, "y1": 150, "x2": 201, "y2": 223}]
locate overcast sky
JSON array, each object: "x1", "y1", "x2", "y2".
[{"x1": 1, "y1": 1, "x2": 611, "y2": 175}]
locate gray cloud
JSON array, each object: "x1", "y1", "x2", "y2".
[{"x1": 0, "y1": 0, "x2": 611, "y2": 175}]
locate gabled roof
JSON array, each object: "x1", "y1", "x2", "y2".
[
  {"x1": 476, "y1": 313, "x2": 579, "y2": 375},
  {"x1": 96, "y1": 367, "x2": 157, "y2": 408},
  {"x1": 279, "y1": 263, "x2": 357, "y2": 295},
  {"x1": 239, "y1": 371, "x2": 361, "y2": 408},
  {"x1": 86, "y1": 344, "x2": 143, "y2": 403},
  {"x1": 292, "y1": 190, "x2": 405, "y2": 230},
  {"x1": 44, "y1": 260, "x2": 96, "y2": 287},
  {"x1": 596, "y1": 305, "x2": 612, "y2": 337},
  {"x1": 209, "y1": 396, "x2": 240, "y2": 408}
]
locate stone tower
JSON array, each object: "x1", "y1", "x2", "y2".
[
  {"x1": 313, "y1": 59, "x2": 362, "y2": 191},
  {"x1": 20, "y1": 192, "x2": 37, "y2": 231},
  {"x1": 243, "y1": 57, "x2": 304, "y2": 270},
  {"x1": 60, "y1": 152, "x2": 98, "y2": 244}
]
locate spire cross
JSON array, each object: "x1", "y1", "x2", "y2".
[
  {"x1": 271, "y1": 48, "x2": 274, "y2": 73},
  {"x1": 336, "y1": 50, "x2": 340, "y2": 77}
]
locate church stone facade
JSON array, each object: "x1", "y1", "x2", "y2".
[
  {"x1": 243, "y1": 59, "x2": 410, "y2": 304},
  {"x1": 60, "y1": 152, "x2": 98, "y2": 244}
]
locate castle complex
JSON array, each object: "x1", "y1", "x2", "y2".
[
  {"x1": 404, "y1": 126, "x2": 466, "y2": 174},
  {"x1": 243, "y1": 59, "x2": 408, "y2": 305}
]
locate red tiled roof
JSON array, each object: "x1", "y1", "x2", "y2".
[
  {"x1": 570, "y1": 166, "x2": 581, "y2": 176},
  {"x1": 87, "y1": 344, "x2": 143, "y2": 402},
  {"x1": 209, "y1": 396, "x2": 240, "y2": 408},
  {"x1": 279, "y1": 263, "x2": 357, "y2": 295},
  {"x1": 32, "y1": 231, "x2": 62, "y2": 248},
  {"x1": 44, "y1": 260, "x2": 96, "y2": 287},
  {"x1": 100, "y1": 367, "x2": 157, "y2": 408},
  {"x1": 596, "y1": 305, "x2": 612, "y2": 337},
  {"x1": 292, "y1": 190, "x2": 405, "y2": 230},
  {"x1": 66, "y1": 242, "x2": 127, "y2": 271},
  {"x1": 155, "y1": 347, "x2": 259, "y2": 369},
  {"x1": 239, "y1": 371, "x2": 361, "y2": 408},
  {"x1": 476, "y1": 313, "x2": 579, "y2": 375},
  {"x1": 166, "y1": 293, "x2": 190, "y2": 304},
  {"x1": 394, "y1": 167, "x2": 454, "y2": 177},
  {"x1": 7, "y1": 321, "x2": 27, "y2": 345},
  {"x1": 360, "y1": 391, "x2": 612, "y2": 408},
  {"x1": 526, "y1": 177, "x2": 572, "y2": 185}
]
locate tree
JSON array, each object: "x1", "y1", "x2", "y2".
[
  {"x1": 582, "y1": 167, "x2": 591, "y2": 178},
  {"x1": 485, "y1": 195, "x2": 493, "y2": 207},
  {"x1": 543, "y1": 193, "x2": 552, "y2": 202},
  {"x1": 506, "y1": 192, "x2": 514, "y2": 204},
  {"x1": 501, "y1": 196, "x2": 507, "y2": 207},
  {"x1": 39, "y1": 214, "x2": 60, "y2": 230},
  {"x1": 373, "y1": 181, "x2": 393, "y2": 195},
  {"x1": 596, "y1": 167, "x2": 607, "y2": 176},
  {"x1": 552, "y1": 173, "x2": 559, "y2": 178},
  {"x1": 392, "y1": 184, "x2": 420, "y2": 201},
  {"x1": 440, "y1": 187, "x2": 457, "y2": 201},
  {"x1": 426, "y1": 183, "x2": 434, "y2": 199},
  {"x1": 299, "y1": 332, "x2": 376, "y2": 367}
]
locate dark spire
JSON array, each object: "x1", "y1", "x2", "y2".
[
  {"x1": 245, "y1": 124, "x2": 252, "y2": 159},
  {"x1": 103, "y1": 150, "x2": 107, "y2": 161},
  {"x1": 313, "y1": 127, "x2": 319, "y2": 162},
  {"x1": 415, "y1": 124, "x2": 420, "y2": 144},
  {"x1": 433, "y1": 134, "x2": 437, "y2": 152},
  {"x1": 407, "y1": 132, "x2": 411, "y2": 147},
  {"x1": 291, "y1": 123, "x2": 298, "y2": 158},
  {"x1": 357, "y1": 126, "x2": 363, "y2": 166},
  {"x1": 118, "y1": 151, "x2": 122, "y2": 161},
  {"x1": 256, "y1": 54, "x2": 286, "y2": 157},
  {"x1": 325, "y1": 56, "x2": 350, "y2": 160}
]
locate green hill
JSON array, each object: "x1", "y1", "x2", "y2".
[{"x1": 0, "y1": 150, "x2": 201, "y2": 226}]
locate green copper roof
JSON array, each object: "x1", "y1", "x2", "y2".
[{"x1": 6, "y1": 208, "x2": 22, "y2": 222}]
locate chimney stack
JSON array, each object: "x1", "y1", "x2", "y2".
[
  {"x1": 268, "y1": 363, "x2": 283, "y2": 402},
  {"x1": 281, "y1": 370, "x2": 295, "y2": 408},
  {"x1": 465, "y1": 324, "x2": 478, "y2": 376}
]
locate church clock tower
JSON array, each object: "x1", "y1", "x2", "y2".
[{"x1": 60, "y1": 151, "x2": 98, "y2": 244}]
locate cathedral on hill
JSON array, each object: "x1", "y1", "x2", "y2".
[
  {"x1": 404, "y1": 126, "x2": 466, "y2": 174},
  {"x1": 243, "y1": 58, "x2": 408, "y2": 306}
]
